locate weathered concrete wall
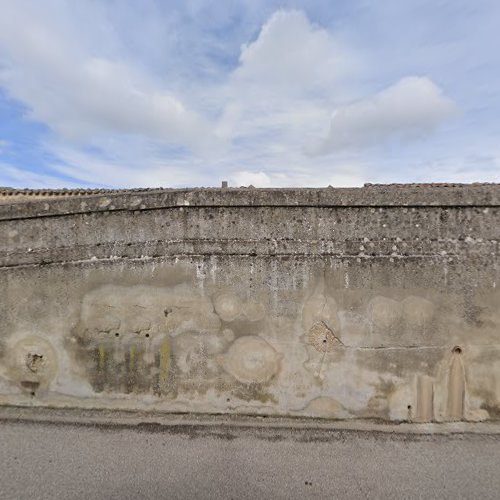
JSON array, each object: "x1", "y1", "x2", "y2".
[{"x1": 1, "y1": 185, "x2": 499, "y2": 422}]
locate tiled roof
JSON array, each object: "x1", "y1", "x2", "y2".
[
  {"x1": 0, "y1": 187, "x2": 164, "y2": 203},
  {"x1": 0, "y1": 187, "x2": 159, "y2": 196},
  {"x1": 363, "y1": 182, "x2": 500, "y2": 188}
]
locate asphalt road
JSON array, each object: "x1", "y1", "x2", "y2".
[{"x1": 0, "y1": 420, "x2": 499, "y2": 500}]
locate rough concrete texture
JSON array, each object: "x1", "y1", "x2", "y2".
[{"x1": 1, "y1": 185, "x2": 500, "y2": 423}]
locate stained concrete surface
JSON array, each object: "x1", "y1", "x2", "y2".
[
  {"x1": 0, "y1": 420, "x2": 499, "y2": 500},
  {"x1": 2, "y1": 186, "x2": 500, "y2": 422}
]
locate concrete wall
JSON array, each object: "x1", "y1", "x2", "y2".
[{"x1": 1, "y1": 185, "x2": 499, "y2": 422}]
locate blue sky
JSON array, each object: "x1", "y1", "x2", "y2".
[{"x1": 0, "y1": 0, "x2": 499, "y2": 188}]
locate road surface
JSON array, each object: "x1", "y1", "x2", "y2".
[{"x1": 0, "y1": 419, "x2": 499, "y2": 499}]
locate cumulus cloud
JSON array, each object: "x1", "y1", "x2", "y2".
[
  {"x1": 233, "y1": 10, "x2": 356, "y2": 92},
  {"x1": 0, "y1": 3, "x2": 463, "y2": 188},
  {"x1": 217, "y1": 10, "x2": 356, "y2": 141},
  {"x1": 0, "y1": 1, "x2": 214, "y2": 151},
  {"x1": 307, "y1": 77, "x2": 457, "y2": 155}
]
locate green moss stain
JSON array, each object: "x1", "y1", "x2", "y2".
[
  {"x1": 159, "y1": 340, "x2": 171, "y2": 394},
  {"x1": 98, "y1": 345, "x2": 106, "y2": 370}
]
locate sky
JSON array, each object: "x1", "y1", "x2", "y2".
[{"x1": 0, "y1": 0, "x2": 499, "y2": 188}]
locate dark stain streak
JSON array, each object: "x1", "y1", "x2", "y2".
[{"x1": 0, "y1": 417, "x2": 497, "y2": 444}]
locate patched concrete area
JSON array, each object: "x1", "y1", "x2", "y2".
[
  {"x1": 1, "y1": 185, "x2": 500, "y2": 423},
  {"x1": 0, "y1": 419, "x2": 499, "y2": 500}
]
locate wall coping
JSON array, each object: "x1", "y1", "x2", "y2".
[{"x1": 2, "y1": 184, "x2": 500, "y2": 221}]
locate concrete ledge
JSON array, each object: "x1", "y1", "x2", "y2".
[
  {"x1": 2, "y1": 185, "x2": 500, "y2": 221},
  {"x1": 1, "y1": 406, "x2": 499, "y2": 437}
]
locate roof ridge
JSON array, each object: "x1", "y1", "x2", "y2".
[
  {"x1": 363, "y1": 182, "x2": 500, "y2": 187},
  {"x1": 0, "y1": 187, "x2": 167, "y2": 197}
]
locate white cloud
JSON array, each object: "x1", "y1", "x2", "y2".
[
  {"x1": 307, "y1": 77, "x2": 457, "y2": 155},
  {"x1": 234, "y1": 10, "x2": 356, "y2": 92},
  {"x1": 0, "y1": 4, "x2": 462, "y2": 188},
  {"x1": 0, "y1": 162, "x2": 82, "y2": 188},
  {"x1": 0, "y1": 1, "x2": 215, "y2": 152},
  {"x1": 229, "y1": 171, "x2": 272, "y2": 187},
  {"x1": 45, "y1": 144, "x2": 217, "y2": 188},
  {"x1": 217, "y1": 10, "x2": 357, "y2": 142},
  {"x1": 227, "y1": 168, "x2": 366, "y2": 188}
]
